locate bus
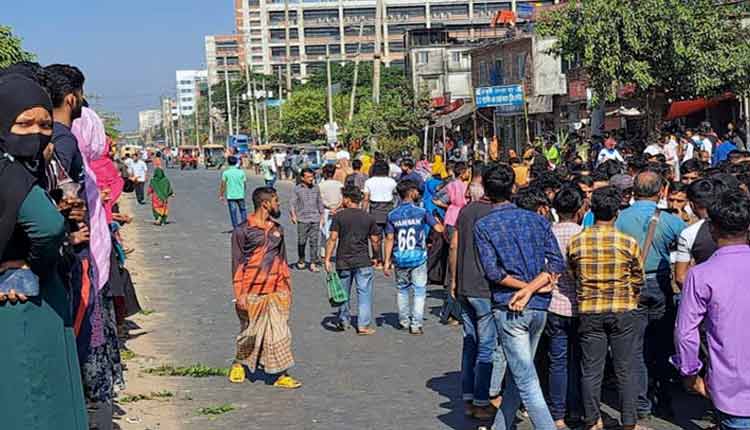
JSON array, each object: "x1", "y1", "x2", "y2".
[{"x1": 227, "y1": 134, "x2": 250, "y2": 154}]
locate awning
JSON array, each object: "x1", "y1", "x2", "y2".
[
  {"x1": 664, "y1": 94, "x2": 735, "y2": 121},
  {"x1": 435, "y1": 102, "x2": 475, "y2": 128}
]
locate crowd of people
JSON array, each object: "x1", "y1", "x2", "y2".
[
  {"x1": 227, "y1": 131, "x2": 750, "y2": 430},
  {"x1": 0, "y1": 63, "x2": 144, "y2": 430}
]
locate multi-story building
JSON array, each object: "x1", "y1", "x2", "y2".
[
  {"x1": 235, "y1": 0, "x2": 560, "y2": 80},
  {"x1": 205, "y1": 34, "x2": 245, "y2": 86},
  {"x1": 175, "y1": 70, "x2": 208, "y2": 116},
  {"x1": 138, "y1": 109, "x2": 162, "y2": 135}
]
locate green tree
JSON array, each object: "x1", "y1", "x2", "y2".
[
  {"x1": 536, "y1": 0, "x2": 750, "y2": 121},
  {"x1": 100, "y1": 111, "x2": 121, "y2": 140},
  {"x1": 0, "y1": 26, "x2": 34, "y2": 69},
  {"x1": 277, "y1": 88, "x2": 327, "y2": 142}
]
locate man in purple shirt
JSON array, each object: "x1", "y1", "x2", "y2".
[{"x1": 675, "y1": 190, "x2": 750, "y2": 429}]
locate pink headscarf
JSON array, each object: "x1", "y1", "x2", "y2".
[
  {"x1": 72, "y1": 107, "x2": 112, "y2": 292},
  {"x1": 90, "y1": 136, "x2": 124, "y2": 223}
]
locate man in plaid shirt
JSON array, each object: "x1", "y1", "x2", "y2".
[
  {"x1": 568, "y1": 186, "x2": 644, "y2": 430},
  {"x1": 547, "y1": 185, "x2": 585, "y2": 429}
]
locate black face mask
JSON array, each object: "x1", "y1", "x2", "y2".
[{"x1": 1, "y1": 132, "x2": 50, "y2": 164}]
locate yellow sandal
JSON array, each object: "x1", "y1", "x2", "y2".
[
  {"x1": 228, "y1": 363, "x2": 246, "y2": 383},
  {"x1": 273, "y1": 375, "x2": 302, "y2": 389}
]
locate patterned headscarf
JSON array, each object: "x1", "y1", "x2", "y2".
[{"x1": 72, "y1": 107, "x2": 112, "y2": 292}]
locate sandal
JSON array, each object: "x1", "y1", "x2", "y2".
[
  {"x1": 309, "y1": 264, "x2": 320, "y2": 273},
  {"x1": 295, "y1": 262, "x2": 307, "y2": 270},
  {"x1": 273, "y1": 375, "x2": 302, "y2": 389}
]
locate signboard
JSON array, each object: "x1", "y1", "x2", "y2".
[
  {"x1": 517, "y1": 3, "x2": 535, "y2": 19},
  {"x1": 475, "y1": 85, "x2": 524, "y2": 113}
]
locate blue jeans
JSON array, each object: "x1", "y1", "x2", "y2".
[
  {"x1": 337, "y1": 266, "x2": 374, "y2": 329},
  {"x1": 227, "y1": 199, "x2": 247, "y2": 228},
  {"x1": 460, "y1": 297, "x2": 498, "y2": 407},
  {"x1": 545, "y1": 313, "x2": 582, "y2": 421},
  {"x1": 395, "y1": 263, "x2": 427, "y2": 329},
  {"x1": 265, "y1": 177, "x2": 276, "y2": 187},
  {"x1": 719, "y1": 411, "x2": 750, "y2": 430},
  {"x1": 492, "y1": 308, "x2": 555, "y2": 430},
  {"x1": 633, "y1": 274, "x2": 674, "y2": 416}
]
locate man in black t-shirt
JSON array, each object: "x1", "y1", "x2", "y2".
[{"x1": 324, "y1": 185, "x2": 381, "y2": 335}]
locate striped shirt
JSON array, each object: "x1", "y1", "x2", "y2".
[{"x1": 567, "y1": 224, "x2": 644, "y2": 314}]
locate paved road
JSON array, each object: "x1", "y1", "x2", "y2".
[{"x1": 118, "y1": 168, "x2": 710, "y2": 430}]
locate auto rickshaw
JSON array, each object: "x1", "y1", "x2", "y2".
[
  {"x1": 203, "y1": 144, "x2": 226, "y2": 169},
  {"x1": 120, "y1": 144, "x2": 143, "y2": 160},
  {"x1": 178, "y1": 146, "x2": 199, "y2": 170}
]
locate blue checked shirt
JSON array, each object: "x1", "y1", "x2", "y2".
[{"x1": 474, "y1": 203, "x2": 566, "y2": 310}]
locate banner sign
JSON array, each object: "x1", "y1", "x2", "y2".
[{"x1": 475, "y1": 85, "x2": 524, "y2": 112}]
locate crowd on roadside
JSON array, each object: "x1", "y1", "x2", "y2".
[
  {"x1": 226, "y1": 127, "x2": 750, "y2": 430},
  {"x1": 0, "y1": 62, "x2": 146, "y2": 430}
]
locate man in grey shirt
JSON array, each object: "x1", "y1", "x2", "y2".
[{"x1": 290, "y1": 168, "x2": 325, "y2": 272}]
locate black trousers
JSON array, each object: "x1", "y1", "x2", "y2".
[
  {"x1": 579, "y1": 310, "x2": 638, "y2": 427},
  {"x1": 134, "y1": 182, "x2": 145, "y2": 203}
]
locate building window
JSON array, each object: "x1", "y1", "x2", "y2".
[
  {"x1": 180, "y1": 88, "x2": 193, "y2": 94},
  {"x1": 451, "y1": 52, "x2": 461, "y2": 64},
  {"x1": 517, "y1": 54, "x2": 526, "y2": 80},
  {"x1": 179, "y1": 80, "x2": 192, "y2": 85},
  {"x1": 493, "y1": 59, "x2": 503, "y2": 85},
  {"x1": 417, "y1": 51, "x2": 429, "y2": 65},
  {"x1": 479, "y1": 60, "x2": 488, "y2": 86}
]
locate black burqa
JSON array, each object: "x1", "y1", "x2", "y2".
[{"x1": 0, "y1": 73, "x2": 54, "y2": 257}]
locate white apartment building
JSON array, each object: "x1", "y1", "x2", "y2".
[
  {"x1": 234, "y1": 0, "x2": 559, "y2": 79},
  {"x1": 175, "y1": 70, "x2": 208, "y2": 116},
  {"x1": 138, "y1": 109, "x2": 162, "y2": 134}
]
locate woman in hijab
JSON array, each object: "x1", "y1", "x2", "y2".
[
  {"x1": 71, "y1": 107, "x2": 125, "y2": 429},
  {"x1": 0, "y1": 73, "x2": 87, "y2": 429},
  {"x1": 148, "y1": 167, "x2": 174, "y2": 225}
]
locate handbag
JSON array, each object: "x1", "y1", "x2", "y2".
[
  {"x1": 326, "y1": 271, "x2": 348, "y2": 307},
  {"x1": 0, "y1": 268, "x2": 40, "y2": 296}
]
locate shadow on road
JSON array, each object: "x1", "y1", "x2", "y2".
[{"x1": 427, "y1": 371, "x2": 473, "y2": 430}]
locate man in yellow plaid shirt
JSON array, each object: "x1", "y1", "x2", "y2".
[{"x1": 567, "y1": 186, "x2": 644, "y2": 430}]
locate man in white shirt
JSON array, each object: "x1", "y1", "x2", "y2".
[
  {"x1": 335, "y1": 144, "x2": 351, "y2": 161},
  {"x1": 131, "y1": 157, "x2": 148, "y2": 204},
  {"x1": 273, "y1": 150, "x2": 288, "y2": 180}
]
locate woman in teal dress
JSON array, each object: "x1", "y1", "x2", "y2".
[{"x1": 0, "y1": 73, "x2": 87, "y2": 429}]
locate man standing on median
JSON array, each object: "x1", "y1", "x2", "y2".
[{"x1": 383, "y1": 180, "x2": 443, "y2": 336}]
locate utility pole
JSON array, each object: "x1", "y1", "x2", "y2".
[
  {"x1": 223, "y1": 57, "x2": 234, "y2": 138},
  {"x1": 278, "y1": 67, "x2": 284, "y2": 120},
  {"x1": 244, "y1": 62, "x2": 256, "y2": 140},
  {"x1": 325, "y1": 44, "x2": 334, "y2": 126},
  {"x1": 262, "y1": 77, "x2": 269, "y2": 142},
  {"x1": 235, "y1": 94, "x2": 241, "y2": 136},
  {"x1": 284, "y1": 0, "x2": 293, "y2": 94},
  {"x1": 745, "y1": 94, "x2": 750, "y2": 148},
  {"x1": 373, "y1": 0, "x2": 383, "y2": 105},
  {"x1": 207, "y1": 79, "x2": 214, "y2": 145},
  {"x1": 194, "y1": 94, "x2": 200, "y2": 147},
  {"x1": 348, "y1": 20, "x2": 365, "y2": 122},
  {"x1": 251, "y1": 78, "x2": 262, "y2": 143}
]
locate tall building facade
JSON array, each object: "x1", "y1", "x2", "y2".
[
  {"x1": 205, "y1": 34, "x2": 245, "y2": 86},
  {"x1": 234, "y1": 0, "x2": 559, "y2": 79},
  {"x1": 138, "y1": 109, "x2": 163, "y2": 134},
  {"x1": 175, "y1": 70, "x2": 208, "y2": 116}
]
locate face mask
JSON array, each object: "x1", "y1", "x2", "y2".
[{"x1": 1, "y1": 132, "x2": 50, "y2": 162}]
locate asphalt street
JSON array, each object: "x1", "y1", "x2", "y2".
[{"x1": 118, "y1": 167, "x2": 711, "y2": 430}]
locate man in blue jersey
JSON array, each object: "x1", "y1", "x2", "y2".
[{"x1": 383, "y1": 180, "x2": 444, "y2": 335}]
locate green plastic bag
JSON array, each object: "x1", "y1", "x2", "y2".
[{"x1": 326, "y1": 271, "x2": 348, "y2": 307}]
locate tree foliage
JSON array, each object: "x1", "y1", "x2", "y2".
[
  {"x1": 536, "y1": 0, "x2": 750, "y2": 103},
  {"x1": 0, "y1": 26, "x2": 34, "y2": 69}
]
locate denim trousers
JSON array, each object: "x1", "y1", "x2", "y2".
[
  {"x1": 227, "y1": 199, "x2": 247, "y2": 228},
  {"x1": 633, "y1": 274, "x2": 675, "y2": 416},
  {"x1": 265, "y1": 177, "x2": 276, "y2": 188},
  {"x1": 579, "y1": 311, "x2": 638, "y2": 427},
  {"x1": 134, "y1": 181, "x2": 145, "y2": 204},
  {"x1": 492, "y1": 308, "x2": 555, "y2": 430},
  {"x1": 718, "y1": 411, "x2": 750, "y2": 430},
  {"x1": 337, "y1": 266, "x2": 374, "y2": 328},
  {"x1": 490, "y1": 310, "x2": 508, "y2": 399},
  {"x1": 544, "y1": 313, "x2": 582, "y2": 422},
  {"x1": 394, "y1": 262, "x2": 428, "y2": 329},
  {"x1": 440, "y1": 226, "x2": 462, "y2": 322},
  {"x1": 459, "y1": 296, "x2": 498, "y2": 407},
  {"x1": 296, "y1": 222, "x2": 320, "y2": 264}
]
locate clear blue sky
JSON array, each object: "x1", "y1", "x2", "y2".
[{"x1": 5, "y1": 1, "x2": 234, "y2": 131}]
